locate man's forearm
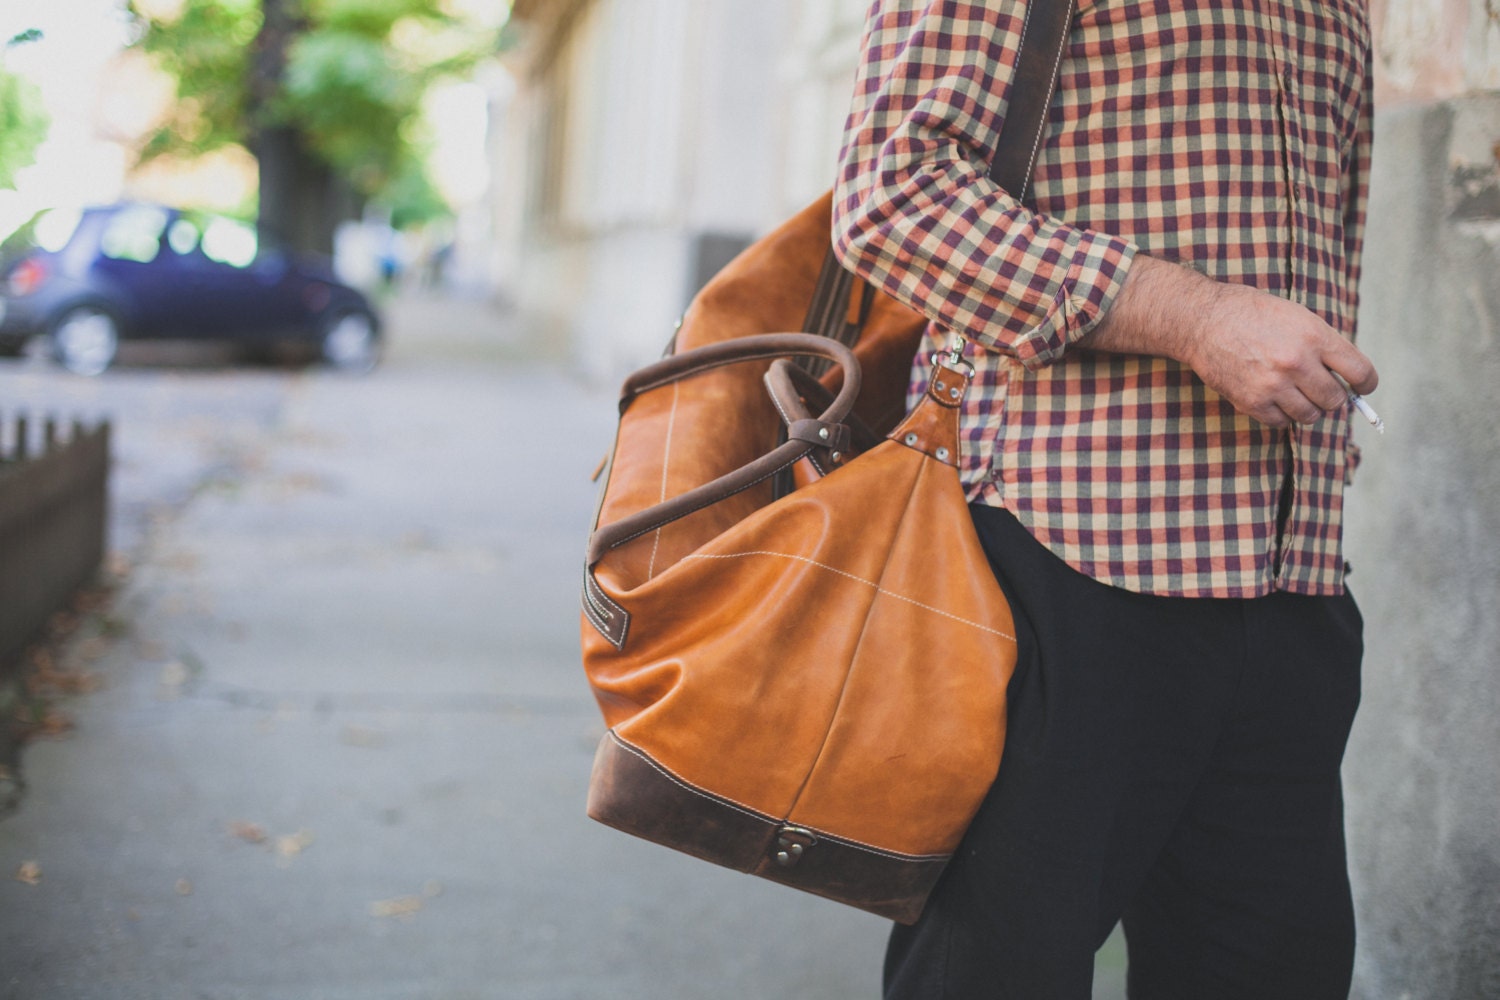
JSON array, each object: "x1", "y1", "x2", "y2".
[
  {"x1": 1079, "y1": 254, "x2": 1209, "y2": 363},
  {"x1": 1077, "y1": 254, "x2": 1379, "y2": 428}
]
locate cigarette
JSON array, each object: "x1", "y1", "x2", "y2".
[
  {"x1": 1328, "y1": 371, "x2": 1385, "y2": 434},
  {"x1": 1347, "y1": 391, "x2": 1385, "y2": 434}
]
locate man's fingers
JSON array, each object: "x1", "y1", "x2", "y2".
[
  {"x1": 1322, "y1": 340, "x2": 1379, "y2": 395},
  {"x1": 1277, "y1": 390, "x2": 1326, "y2": 425},
  {"x1": 1303, "y1": 368, "x2": 1352, "y2": 412},
  {"x1": 1238, "y1": 381, "x2": 1337, "y2": 427},
  {"x1": 1256, "y1": 402, "x2": 1296, "y2": 428}
]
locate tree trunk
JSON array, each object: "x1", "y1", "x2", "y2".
[
  {"x1": 254, "y1": 125, "x2": 347, "y2": 256},
  {"x1": 249, "y1": 0, "x2": 355, "y2": 257}
]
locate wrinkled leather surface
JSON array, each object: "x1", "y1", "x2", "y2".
[
  {"x1": 588, "y1": 731, "x2": 946, "y2": 924},
  {"x1": 584, "y1": 360, "x2": 1015, "y2": 860},
  {"x1": 581, "y1": 191, "x2": 1014, "y2": 917},
  {"x1": 591, "y1": 192, "x2": 928, "y2": 593},
  {"x1": 579, "y1": 0, "x2": 1073, "y2": 915}
]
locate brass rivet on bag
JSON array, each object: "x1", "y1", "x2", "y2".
[
  {"x1": 831, "y1": 452, "x2": 843, "y2": 463},
  {"x1": 773, "y1": 827, "x2": 816, "y2": 868},
  {"x1": 819, "y1": 427, "x2": 830, "y2": 440},
  {"x1": 904, "y1": 433, "x2": 918, "y2": 446},
  {"x1": 936, "y1": 447, "x2": 951, "y2": 461},
  {"x1": 949, "y1": 387, "x2": 961, "y2": 400}
]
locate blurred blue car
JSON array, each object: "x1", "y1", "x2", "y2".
[{"x1": 0, "y1": 203, "x2": 381, "y2": 375}]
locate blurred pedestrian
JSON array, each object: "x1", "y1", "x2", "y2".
[{"x1": 834, "y1": 2, "x2": 1378, "y2": 997}]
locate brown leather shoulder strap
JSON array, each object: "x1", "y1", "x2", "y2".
[
  {"x1": 809, "y1": 1, "x2": 1077, "y2": 340},
  {"x1": 987, "y1": 0, "x2": 1078, "y2": 202}
]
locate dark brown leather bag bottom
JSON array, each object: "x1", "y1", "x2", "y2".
[{"x1": 586, "y1": 730, "x2": 949, "y2": 924}]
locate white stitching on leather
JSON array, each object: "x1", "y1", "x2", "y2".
[
  {"x1": 582, "y1": 580, "x2": 611, "y2": 621},
  {"x1": 604, "y1": 455, "x2": 804, "y2": 550},
  {"x1": 646, "y1": 381, "x2": 680, "y2": 581},
  {"x1": 804, "y1": 824, "x2": 949, "y2": 863},
  {"x1": 627, "y1": 340, "x2": 848, "y2": 396},
  {"x1": 609, "y1": 733, "x2": 956, "y2": 864},
  {"x1": 1020, "y1": 3, "x2": 1072, "y2": 201},
  {"x1": 581, "y1": 589, "x2": 615, "y2": 643},
  {"x1": 608, "y1": 732, "x2": 776, "y2": 825},
  {"x1": 585, "y1": 573, "x2": 629, "y2": 648},
  {"x1": 681, "y1": 551, "x2": 1015, "y2": 640},
  {"x1": 768, "y1": 385, "x2": 829, "y2": 478}
]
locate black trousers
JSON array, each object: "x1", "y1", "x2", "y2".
[{"x1": 885, "y1": 506, "x2": 1363, "y2": 1000}]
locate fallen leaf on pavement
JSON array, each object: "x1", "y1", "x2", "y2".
[
  {"x1": 276, "y1": 830, "x2": 315, "y2": 857},
  {"x1": 228, "y1": 821, "x2": 268, "y2": 844},
  {"x1": 32, "y1": 709, "x2": 74, "y2": 739},
  {"x1": 370, "y1": 895, "x2": 424, "y2": 919},
  {"x1": 15, "y1": 861, "x2": 41, "y2": 885}
]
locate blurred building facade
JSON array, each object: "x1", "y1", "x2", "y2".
[
  {"x1": 495, "y1": 0, "x2": 873, "y2": 380},
  {"x1": 497, "y1": 2, "x2": 1500, "y2": 997}
]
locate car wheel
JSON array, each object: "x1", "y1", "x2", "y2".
[
  {"x1": 50, "y1": 305, "x2": 120, "y2": 376},
  {"x1": 320, "y1": 308, "x2": 381, "y2": 373}
]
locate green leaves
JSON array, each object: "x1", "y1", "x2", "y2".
[
  {"x1": 0, "y1": 31, "x2": 51, "y2": 190},
  {"x1": 281, "y1": 28, "x2": 417, "y2": 193},
  {"x1": 128, "y1": 0, "x2": 255, "y2": 162},
  {"x1": 128, "y1": 0, "x2": 501, "y2": 215}
]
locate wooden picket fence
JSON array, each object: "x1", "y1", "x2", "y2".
[{"x1": 0, "y1": 413, "x2": 110, "y2": 671}]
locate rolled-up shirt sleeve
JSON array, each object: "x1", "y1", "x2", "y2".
[{"x1": 833, "y1": 0, "x2": 1137, "y2": 370}]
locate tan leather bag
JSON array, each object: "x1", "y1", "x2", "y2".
[
  {"x1": 582, "y1": 322, "x2": 1016, "y2": 923},
  {"x1": 579, "y1": 3, "x2": 1074, "y2": 923}
]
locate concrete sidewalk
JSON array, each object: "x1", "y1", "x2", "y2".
[
  {"x1": 0, "y1": 295, "x2": 894, "y2": 999},
  {"x1": 0, "y1": 294, "x2": 1124, "y2": 999}
]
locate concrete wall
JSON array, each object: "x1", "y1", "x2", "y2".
[
  {"x1": 1369, "y1": 0, "x2": 1500, "y2": 104},
  {"x1": 497, "y1": 0, "x2": 793, "y2": 384},
  {"x1": 1343, "y1": 94, "x2": 1500, "y2": 1000}
]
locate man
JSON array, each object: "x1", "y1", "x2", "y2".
[{"x1": 833, "y1": 2, "x2": 1378, "y2": 997}]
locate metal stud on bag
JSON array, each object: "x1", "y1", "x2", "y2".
[{"x1": 773, "y1": 826, "x2": 817, "y2": 868}]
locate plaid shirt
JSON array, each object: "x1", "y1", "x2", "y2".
[{"x1": 834, "y1": 0, "x2": 1372, "y2": 597}]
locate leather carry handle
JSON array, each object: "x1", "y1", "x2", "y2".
[
  {"x1": 763, "y1": 359, "x2": 881, "y2": 470},
  {"x1": 587, "y1": 333, "x2": 861, "y2": 568}
]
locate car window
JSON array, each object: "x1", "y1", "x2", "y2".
[
  {"x1": 201, "y1": 217, "x2": 258, "y2": 268},
  {"x1": 33, "y1": 208, "x2": 83, "y2": 253},
  {"x1": 99, "y1": 206, "x2": 169, "y2": 263},
  {"x1": 167, "y1": 218, "x2": 201, "y2": 256}
]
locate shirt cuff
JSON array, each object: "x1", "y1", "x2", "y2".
[{"x1": 1004, "y1": 224, "x2": 1138, "y2": 371}]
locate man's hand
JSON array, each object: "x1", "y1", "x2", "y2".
[{"x1": 1082, "y1": 255, "x2": 1379, "y2": 428}]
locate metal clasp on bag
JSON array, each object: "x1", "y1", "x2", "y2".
[
  {"x1": 930, "y1": 332, "x2": 975, "y2": 377},
  {"x1": 773, "y1": 826, "x2": 817, "y2": 868}
]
